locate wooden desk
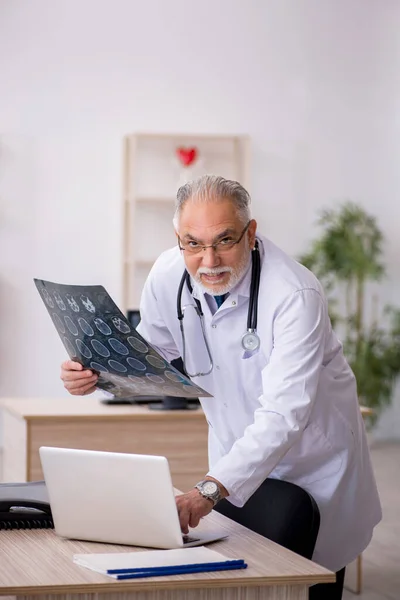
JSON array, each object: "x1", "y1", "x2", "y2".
[
  {"x1": 0, "y1": 505, "x2": 334, "y2": 599},
  {"x1": 0, "y1": 398, "x2": 209, "y2": 492},
  {"x1": 360, "y1": 405, "x2": 374, "y2": 419}
]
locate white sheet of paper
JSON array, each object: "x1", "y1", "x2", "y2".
[{"x1": 73, "y1": 546, "x2": 234, "y2": 574}]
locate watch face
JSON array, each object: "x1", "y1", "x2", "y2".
[{"x1": 202, "y1": 481, "x2": 218, "y2": 495}]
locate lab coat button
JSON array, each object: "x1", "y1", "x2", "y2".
[
  {"x1": 232, "y1": 301, "x2": 236, "y2": 306},
  {"x1": 212, "y1": 324, "x2": 217, "y2": 329},
  {"x1": 216, "y1": 365, "x2": 220, "y2": 370}
]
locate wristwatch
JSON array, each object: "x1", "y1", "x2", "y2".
[{"x1": 194, "y1": 479, "x2": 223, "y2": 506}]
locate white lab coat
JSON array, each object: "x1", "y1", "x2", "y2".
[{"x1": 137, "y1": 235, "x2": 382, "y2": 572}]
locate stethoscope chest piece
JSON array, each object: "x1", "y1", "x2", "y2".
[{"x1": 242, "y1": 330, "x2": 261, "y2": 352}]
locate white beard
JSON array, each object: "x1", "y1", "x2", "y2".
[{"x1": 194, "y1": 252, "x2": 251, "y2": 296}]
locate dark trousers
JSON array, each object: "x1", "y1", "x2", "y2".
[
  {"x1": 309, "y1": 567, "x2": 345, "y2": 600},
  {"x1": 214, "y1": 478, "x2": 345, "y2": 600}
]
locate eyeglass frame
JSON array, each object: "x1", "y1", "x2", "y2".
[{"x1": 178, "y1": 220, "x2": 251, "y2": 255}]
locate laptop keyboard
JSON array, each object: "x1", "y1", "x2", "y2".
[{"x1": 182, "y1": 534, "x2": 201, "y2": 544}]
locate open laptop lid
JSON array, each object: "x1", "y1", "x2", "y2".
[{"x1": 39, "y1": 447, "x2": 226, "y2": 549}]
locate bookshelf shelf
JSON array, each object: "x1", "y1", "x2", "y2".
[{"x1": 122, "y1": 132, "x2": 251, "y2": 311}]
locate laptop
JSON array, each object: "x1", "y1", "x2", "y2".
[{"x1": 39, "y1": 446, "x2": 227, "y2": 549}]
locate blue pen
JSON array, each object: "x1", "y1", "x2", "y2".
[
  {"x1": 108, "y1": 559, "x2": 246, "y2": 575},
  {"x1": 114, "y1": 563, "x2": 248, "y2": 580}
]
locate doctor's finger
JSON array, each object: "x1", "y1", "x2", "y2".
[
  {"x1": 63, "y1": 375, "x2": 98, "y2": 392},
  {"x1": 65, "y1": 381, "x2": 97, "y2": 396},
  {"x1": 188, "y1": 511, "x2": 201, "y2": 529},
  {"x1": 177, "y1": 506, "x2": 190, "y2": 534},
  {"x1": 180, "y1": 521, "x2": 189, "y2": 535},
  {"x1": 61, "y1": 360, "x2": 84, "y2": 372},
  {"x1": 61, "y1": 367, "x2": 96, "y2": 382}
]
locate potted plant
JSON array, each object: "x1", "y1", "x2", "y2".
[{"x1": 299, "y1": 202, "x2": 400, "y2": 426}]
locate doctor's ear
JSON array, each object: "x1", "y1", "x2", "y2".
[{"x1": 247, "y1": 219, "x2": 257, "y2": 249}]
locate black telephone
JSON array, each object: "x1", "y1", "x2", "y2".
[{"x1": 0, "y1": 480, "x2": 53, "y2": 530}]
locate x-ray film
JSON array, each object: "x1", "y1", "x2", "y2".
[{"x1": 34, "y1": 279, "x2": 212, "y2": 399}]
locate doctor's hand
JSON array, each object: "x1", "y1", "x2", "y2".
[
  {"x1": 176, "y1": 489, "x2": 213, "y2": 534},
  {"x1": 60, "y1": 360, "x2": 98, "y2": 396}
]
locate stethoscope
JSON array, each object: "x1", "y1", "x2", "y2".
[{"x1": 177, "y1": 240, "x2": 261, "y2": 377}]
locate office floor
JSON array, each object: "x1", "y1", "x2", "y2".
[
  {"x1": 0, "y1": 443, "x2": 398, "y2": 600},
  {"x1": 343, "y1": 442, "x2": 400, "y2": 600}
]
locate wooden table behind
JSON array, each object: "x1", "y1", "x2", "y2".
[{"x1": 0, "y1": 397, "x2": 209, "y2": 492}]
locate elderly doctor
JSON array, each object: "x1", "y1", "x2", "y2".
[{"x1": 61, "y1": 175, "x2": 381, "y2": 600}]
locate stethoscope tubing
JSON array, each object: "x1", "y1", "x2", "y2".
[{"x1": 177, "y1": 239, "x2": 261, "y2": 376}]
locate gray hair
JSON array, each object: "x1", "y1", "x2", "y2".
[{"x1": 173, "y1": 174, "x2": 251, "y2": 231}]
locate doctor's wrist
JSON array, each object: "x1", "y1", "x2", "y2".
[
  {"x1": 205, "y1": 477, "x2": 228, "y2": 499},
  {"x1": 194, "y1": 477, "x2": 228, "y2": 506}
]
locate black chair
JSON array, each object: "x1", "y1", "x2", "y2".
[{"x1": 213, "y1": 477, "x2": 320, "y2": 561}]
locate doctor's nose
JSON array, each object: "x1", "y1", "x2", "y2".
[{"x1": 199, "y1": 246, "x2": 221, "y2": 268}]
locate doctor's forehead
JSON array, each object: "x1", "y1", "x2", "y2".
[{"x1": 177, "y1": 198, "x2": 242, "y2": 235}]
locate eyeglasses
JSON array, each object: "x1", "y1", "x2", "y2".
[{"x1": 178, "y1": 221, "x2": 251, "y2": 256}]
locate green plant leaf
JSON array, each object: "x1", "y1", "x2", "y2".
[{"x1": 298, "y1": 201, "x2": 400, "y2": 425}]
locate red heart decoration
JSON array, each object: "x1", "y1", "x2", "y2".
[{"x1": 176, "y1": 146, "x2": 198, "y2": 167}]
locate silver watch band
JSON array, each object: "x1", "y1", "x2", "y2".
[{"x1": 195, "y1": 480, "x2": 222, "y2": 506}]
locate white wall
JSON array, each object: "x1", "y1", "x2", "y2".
[{"x1": 0, "y1": 0, "x2": 399, "y2": 439}]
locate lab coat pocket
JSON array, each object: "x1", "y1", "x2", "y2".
[
  {"x1": 241, "y1": 347, "x2": 269, "y2": 368},
  {"x1": 274, "y1": 421, "x2": 343, "y2": 487},
  {"x1": 242, "y1": 348, "x2": 260, "y2": 360},
  {"x1": 241, "y1": 350, "x2": 268, "y2": 403}
]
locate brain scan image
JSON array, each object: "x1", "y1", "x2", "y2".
[
  {"x1": 80, "y1": 295, "x2": 96, "y2": 313},
  {"x1": 110, "y1": 386, "x2": 124, "y2": 396},
  {"x1": 63, "y1": 336, "x2": 76, "y2": 357},
  {"x1": 91, "y1": 339, "x2": 110, "y2": 357},
  {"x1": 78, "y1": 317, "x2": 94, "y2": 336},
  {"x1": 145, "y1": 355, "x2": 166, "y2": 369},
  {"x1": 127, "y1": 357, "x2": 146, "y2": 371},
  {"x1": 124, "y1": 381, "x2": 140, "y2": 393},
  {"x1": 100, "y1": 373, "x2": 127, "y2": 395},
  {"x1": 108, "y1": 338, "x2": 129, "y2": 355},
  {"x1": 108, "y1": 384, "x2": 126, "y2": 396},
  {"x1": 93, "y1": 318, "x2": 112, "y2": 335},
  {"x1": 66, "y1": 294, "x2": 80, "y2": 312},
  {"x1": 128, "y1": 375, "x2": 144, "y2": 385},
  {"x1": 165, "y1": 370, "x2": 184, "y2": 383},
  {"x1": 35, "y1": 279, "x2": 211, "y2": 401},
  {"x1": 182, "y1": 384, "x2": 202, "y2": 395},
  {"x1": 42, "y1": 289, "x2": 54, "y2": 308},
  {"x1": 146, "y1": 386, "x2": 162, "y2": 396},
  {"x1": 108, "y1": 359, "x2": 127, "y2": 373},
  {"x1": 53, "y1": 291, "x2": 66, "y2": 311},
  {"x1": 64, "y1": 315, "x2": 79, "y2": 336},
  {"x1": 163, "y1": 385, "x2": 182, "y2": 395},
  {"x1": 52, "y1": 313, "x2": 65, "y2": 334},
  {"x1": 111, "y1": 316, "x2": 130, "y2": 334},
  {"x1": 127, "y1": 376, "x2": 148, "y2": 391},
  {"x1": 97, "y1": 379, "x2": 115, "y2": 393},
  {"x1": 182, "y1": 384, "x2": 196, "y2": 394},
  {"x1": 90, "y1": 361, "x2": 109, "y2": 373},
  {"x1": 103, "y1": 373, "x2": 125, "y2": 385},
  {"x1": 127, "y1": 336, "x2": 148, "y2": 353},
  {"x1": 76, "y1": 339, "x2": 92, "y2": 359},
  {"x1": 146, "y1": 373, "x2": 164, "y2": 384}
]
